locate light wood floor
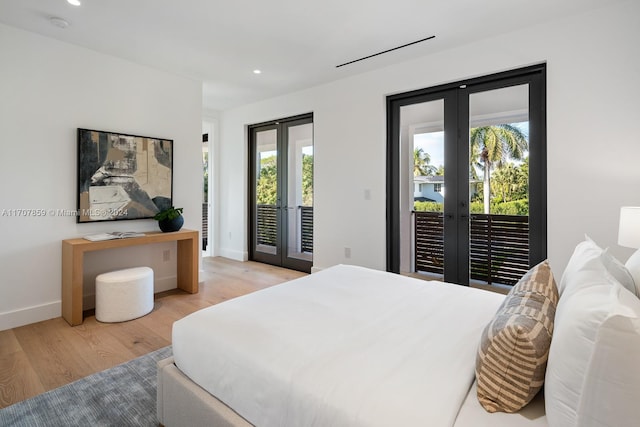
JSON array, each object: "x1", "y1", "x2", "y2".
[{"x1": 0, "y1": 257, "x2": 306, "y2": 409}]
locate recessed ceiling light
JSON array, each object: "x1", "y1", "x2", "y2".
[
  {"x1": 253, "y1": 69, "x2": 262, "y2": 74},
  {"x1": 49, "y1": 16, "x2": 70, "y2": 29},
  {"x1": 67, "y1": 0, "x2": 81, "y2": 6}
]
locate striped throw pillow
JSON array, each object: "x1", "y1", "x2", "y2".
[{"x1": 475, "y1": 260, "x2": 559, "y2": 413}]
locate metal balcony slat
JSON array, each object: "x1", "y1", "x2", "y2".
[{"x1": 414, "y1": 211, "x2": 529, "y2": 286}]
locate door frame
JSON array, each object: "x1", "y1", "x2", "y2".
[
  {"x1": 248, "y1": 113, "x2": 314, "y2": 273},
  {"x1": 386, "y1": 64, "x2": 547, "y2": 281}
]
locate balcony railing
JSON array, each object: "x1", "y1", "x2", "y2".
[
  {"x1": 256, "y1": 204, "x2": 278, "y2": 247},
  {"x1": 256, "y1": 205, "x2": 313, "y2": 253},
  {"x1": 202, "y1": 203, "x2": 208, "y2": 250},
  {"x1": 300, "y1": 206, "x2": 313, "y2": 253},
  {"x1": 415, "y1": 211, "x2": 529, "y2": 286}
]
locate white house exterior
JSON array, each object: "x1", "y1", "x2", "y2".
[
  {"x1": 414, "y1": 175, "x2": 479, "y2": 203},
  {"x1": 414, "y1": 175, "x2": 445, "y2": 203}
]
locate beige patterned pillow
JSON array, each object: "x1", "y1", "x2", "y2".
[{"x1": 475, "y1": 260, "x2": 559, "y2": 413}]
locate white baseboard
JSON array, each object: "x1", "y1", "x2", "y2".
[
  {"x1": 310, "y1": 266, "x2": 323, "y2": 274},
  {"x1": 82, "y1": 275, "x2": 178, "y2": 310},
  {"x1": 0, "y1": 301, "x2": 60, "y2": 331},
  {"x1": 154, "y1": 275, "x2": 178, "y2": 293},
  {"x1": 218, "y1": 248, "x2": 248, "y2": 261},
  {"x1": 1, "y1": 276, "x2": 181, "y2": 331}
]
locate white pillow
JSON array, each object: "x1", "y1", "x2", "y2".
[
  {"x1": 625, "y1": 248, "x2": 640, "y2": 296},
  {"x1": 558, "y1": 236, "x2": 603, "y2": 296},
  {"x1": 601, "y1": 248, "x2": 637, "y2": 296},
  {"x1": 545, "y1": 258, "x2": 640, "y2": 427},
  {"x1": 560, "y1": 236, "x2": 636, "y2": 297}
]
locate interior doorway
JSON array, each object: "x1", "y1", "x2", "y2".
[{"x1": 202, "y1": 119, "x2": 215, "y2": 257}]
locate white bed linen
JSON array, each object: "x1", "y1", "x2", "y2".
[
  {"x1": 454, "y1": 382, "x2": 547, "y2": 427},
  {"x1": 173, "y1": 264, "x2": 505, "y2": 427}
]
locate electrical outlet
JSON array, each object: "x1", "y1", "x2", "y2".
[
  {"x1": 163, "y1": 250, "x2": 170, "y2": 262},
  {"x1": 344, "y1": 247, "x2": 351, "y2": 259}
]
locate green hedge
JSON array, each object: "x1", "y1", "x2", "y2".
[
  {"x1": 415, "y1": 199, "x2": 529, "y2": 216},
  {"x1": 414, "y1": 201, "x2": 444, "y2": 212}
]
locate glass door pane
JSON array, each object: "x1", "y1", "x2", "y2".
[
  {"x1": 400, "y1": 99, "x2": 445, "y2": 278},
  {"x1": 468, "y1": 84, "x2": 530, "y2": 286},
  {"x1": 249, "y1": 114, "x2": 313, "y2": 273},
  {"x1": 285, "y1": 123, "x2": 313, "y2": 262},
  {"x1": 388, "y1": 65, "x2": 546, "y2": 284},
  {"x1": 254, "y1": 128, "x2": 278, "y2": 256}
]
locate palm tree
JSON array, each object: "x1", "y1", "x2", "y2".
[
  {"x1": 469, "y1": 124, "x2": 528, "y2": 213},
  {"x1": 413, "y1": 148, "x2": 437, "y2": 176}
]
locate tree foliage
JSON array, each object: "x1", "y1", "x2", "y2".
[
  {"x1": 469, "y1": 124, "x2": 528, "y2": 213},
  {"x1": 490, "y1": 158, "x2": 528, "y2": 203},
  {"x1": 469, "y1": 125, "x2": 528, "y2": 171},
  {"x1": 414, "y1": 148, "x2": 437, "y2": 176},
  {"x1": 202, "y1": 151, "x2": 209, "y2": 203},
  {"x1": 256, "y1": 154, "x2": 313, "y2": 207},
  {"x1": 415, "y1": 158, "x2": 529, "y2": 216},
  {"x1": 302, "y1": 154, "x2": 313, "y2": 206},
  {"x1": 256, "y1": 155, "x2": 277, "y2": 205}
]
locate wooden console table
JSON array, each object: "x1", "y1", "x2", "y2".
[{"x1": 62, "y1": 229, "x2": 199, "y2": 326}]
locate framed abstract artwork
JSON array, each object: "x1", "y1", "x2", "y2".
[{"x1": 77, "y1": 128, "x2": 173, "y2": 223}]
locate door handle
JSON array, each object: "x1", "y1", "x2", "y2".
[{"x1": 460, "y1": 201, "x2": 469, "y2": 219}]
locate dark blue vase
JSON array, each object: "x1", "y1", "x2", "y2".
[{"x1": 159, "y1": 215, "x2": 184, "y2": 232}]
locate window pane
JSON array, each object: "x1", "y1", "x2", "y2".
[
  {"x1": 469, "y1": 84, "x2": 529, "y2": 216},
  {"x1": 469, "y1": 84, "x2": 530, "y2": 286},
  {"x1": 286, "y1": 123, "x2": 313, "y2": 261},
  {"x1": 400, "y1": 99, "x2": 445, "y2": 277},
  {"x1": 255, "y1": 129, "x2": 278, "y2": 255}
]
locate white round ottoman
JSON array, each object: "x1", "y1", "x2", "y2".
[{"x1": 95, "y1": 267, "x2": 154, "y2": 322}]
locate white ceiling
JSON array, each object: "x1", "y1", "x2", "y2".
[{"x1": 0, "y1": 0, "x2": 622, "y2": 111}]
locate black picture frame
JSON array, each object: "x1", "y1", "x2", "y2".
[{"x1": 77, "y1": 128, "x2": 173, "y2": 223}]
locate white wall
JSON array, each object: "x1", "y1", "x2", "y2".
[
  {"x1": 0, "y1": 24, "x2": 203, "y2": 330},
  {"x1": 217, "y1": 1, "x2": 640, "y2": 278}
]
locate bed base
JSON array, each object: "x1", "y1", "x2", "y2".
[
  {"x1": 157, "y1": 356, "x2": 548, "y2": 427},
  {"x1": 157, "y1": 357, "x2": 253, "y2": 427}
]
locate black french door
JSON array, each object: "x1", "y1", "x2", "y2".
[
  {"x1": 249, "y1": 113, "x2": 313, "y2": 273},
  {"x1": 387, "y1": 65, "x2": 546, "y2": 286}
]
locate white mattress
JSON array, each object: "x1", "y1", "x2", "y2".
[{"x1": 173, "y1": 264, "x2": 507, "y2": 427}]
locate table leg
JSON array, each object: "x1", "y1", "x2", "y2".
[
  {"x1": 62, "y1": 244, "x2": 84, "y2": 325},
  {"x1": 176, "y1": 235, "x2": 198, "y2": 294}
]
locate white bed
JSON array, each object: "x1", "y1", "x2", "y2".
[
  {"x1": 159, "y1": 265, "x2": 546, "y2": 426},
  {"x1": 158, "y1": 240, "x2": 640, "y2": 427}
]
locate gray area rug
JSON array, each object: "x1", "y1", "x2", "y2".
[{"x1": 0, "y1": 346, "x2": 172, "y2": 427}]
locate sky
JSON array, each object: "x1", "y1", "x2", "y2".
[{"x1": 414, "y1": 131, "x2": 444, "y2": 169}]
